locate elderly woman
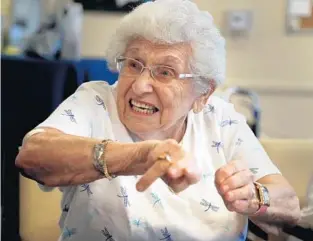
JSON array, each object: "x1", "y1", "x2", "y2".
[{"x1": 16, "y1": 1, "x2": 300, "y2": 240}]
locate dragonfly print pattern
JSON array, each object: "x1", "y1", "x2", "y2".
[
  {"x1": 61, "y1": 227, "x2": 77, "y2": 239},
  {"x1": 101, "y1": 227, "x2": 115, "y2": 241},
  {"x1": 204, "y1": 104, "x2": 215, "y2": 114},
  {"x1": 249, "y1": 168, "x2": 259, "y2": 174},
  {"x1": 62, "y1": 204, "x2": 69, "y2": 212},
  {"x1": 61, "y1": 109, "x2": 77, "y2": 123},
  {"x1": 222, "y1": 225, "x2": 231, "y2": 232},
  {"x1": 202, "y1": 172, "x2": 213, "y2": 180},
  {"x1": 211, "y1": 141, "x2": 223, "y2": 153},
  {"x1": 220, "y1": 117, "x2": 238, "y2": 127},
  {"x1": 159, "y1": 227, "x2": 173, "y2": 241},
  {"x1": 95, "y1": 95, "x2": 106, "y2": 110},
  {"x1": 117, "y1": 186, "x2": 130, "y2": 207},
  {"x1": 151, "y1": 192, "x2": 163, "y2": 208},
  {"x1": 70, "y1": 95, "x2": 77, "y2": 101},
  {"x1": 236, "y1": 138, "x2": 243, "y2": 146},
  {"x1": 80, "y1": 184, "x2": 93, "y2": 196},
  {"x1": 200, "y1": 199, "x2": 220, "y2": 212},
  {"x1": 132, "y1": 217, "x2": 148, "y2": 229}
]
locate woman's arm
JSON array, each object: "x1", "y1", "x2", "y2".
[
  {"x1": 16, "y1": 127, "x2": 200, "y2": 192},
  {"x1": 249, "y1": 174, "x2": 301, "y2": 235},
  {"x1": 215, "y1": 161, "x2": 301, "y2": 236},
  {"x1": 216, "y1": 102, "x2": 300, "y2": 235},
  {"x1": 15, "y1": 127, "x2": 147, "y2": 187}
]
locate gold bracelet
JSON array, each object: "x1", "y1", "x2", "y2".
[
  {"x1": 101, "y1": 140, "x2": 116, "y2": 180},
  {"x1": 93, "y1": 139, "x2": 116, "y2": 180}
]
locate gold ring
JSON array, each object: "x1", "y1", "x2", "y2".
[{"x1": 157, "y1": 153, "x2": 172, "y2": 163}]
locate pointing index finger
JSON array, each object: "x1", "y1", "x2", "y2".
[{"x1": 136, "y1": 160, "x2": 171, "y2": 192}]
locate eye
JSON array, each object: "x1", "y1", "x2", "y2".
[
  {"x1": 156, "y1": 67, "x2": 175, "y2": 78},
  {"x1": 161, "y1": 70, "x2": 171, "y2": 76},
  {"x1": 127, "y1": 59, "x2": 142, "y2": 70}
]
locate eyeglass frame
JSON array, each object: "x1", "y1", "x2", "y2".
[{"x1": 115, "y1": 56, "x2": 199, "y2": 81}]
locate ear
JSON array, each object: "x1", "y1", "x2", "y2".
[{"x1": 192, "y1": 80, "x2": 216, "y2": 113}]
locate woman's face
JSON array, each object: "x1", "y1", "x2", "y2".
[{"x1": 116, "y1": 38, "x2": 202, "y2": 139}]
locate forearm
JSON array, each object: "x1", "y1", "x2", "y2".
[
  {"x1": 15, "y1": 128, "x2": 145, "y2": 186},
  {"x1": 249, "y1": 177, "x2": 301, "y2": 235}
]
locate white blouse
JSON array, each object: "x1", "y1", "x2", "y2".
[{"x1": 37, "y1": 81, "x2": 280, "y2": 241}]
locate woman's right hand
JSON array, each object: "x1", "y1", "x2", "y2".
[{"x1": 122, "y1": 139, "x2": 201, "y2": 193}]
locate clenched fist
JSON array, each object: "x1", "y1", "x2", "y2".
[{"x1": 215, "y1": 160, "x2": 260, "y2": 215}]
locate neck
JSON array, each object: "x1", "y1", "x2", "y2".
[{"x1": 131, "y1": 116, "x2": 188, "y2": 143}]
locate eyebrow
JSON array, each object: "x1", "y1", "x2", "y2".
[
  {"x1": 124, "y1": 49, "x2": 184, "y2": 68},
  {"x1": 160, "y1": 56, "x2": 183, "y2": 66},
  {"x1": 125, "y1": 47, "x2": 141, "y2": 56}
]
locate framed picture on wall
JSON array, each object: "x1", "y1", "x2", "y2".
[
  {"x1": 286, "y1": 0, "x2": 313, "y2": 33},
  {"x1": 74, "y1": 0, "x2": 152, "y2": 12}
]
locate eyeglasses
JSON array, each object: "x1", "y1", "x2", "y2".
[{"x1": 115, "y1": 56, "x2": 195, "y2": 83}]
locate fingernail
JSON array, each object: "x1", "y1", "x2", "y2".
[{"x1": 136, "y1": 183, "x2": 144, "y2": 192}]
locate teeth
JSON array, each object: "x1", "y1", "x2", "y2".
[
  {"x1": 132, "y1": 106, "x2": 154, "y2": 114},
  {"x1": 131, "y1": 99, "x2": 155, "y2": 110},
  {"x1": 130, "y1": 99, "x2": 157, "y2": 114}
]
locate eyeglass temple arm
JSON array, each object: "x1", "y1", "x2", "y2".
[{"x1": 179, "y1": 73, "x2": 194, "y2": 78}]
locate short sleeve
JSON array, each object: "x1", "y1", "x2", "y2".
[
  {"x1": 37, "y1": 83, "x2": 94, "y2": 137},
  {"x1": 221, "y1": 104, "x2": 281, "y2": 181},
  {"x1": 36, "y1": 83, "x2": 95, "y2": 191}
]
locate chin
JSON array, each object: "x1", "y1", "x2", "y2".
[{"x1": 124, "y1": 117, "x2": 159, "y2": 134}]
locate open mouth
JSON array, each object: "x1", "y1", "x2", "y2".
[{"x1": 129, "y1": 99, "x2": 159, "y2": 114}]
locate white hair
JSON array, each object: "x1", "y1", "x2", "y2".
[{"x1": 105, "y1": 0, "x2": 226, "y2": 94}]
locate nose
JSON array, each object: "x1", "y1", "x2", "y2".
[{"x1": 131, "y1": 69, "x2": 154, "y2": 95}]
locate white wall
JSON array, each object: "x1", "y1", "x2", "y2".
[
  {"x1": 81, "y1": 12, "x2": 123, "y2": 57},
  {"x1": 255, "y1": 89, "x2": 313, "y2": 139},
  {"x1": 194, "y1": 0, "x2": 313, "y2": 139}
]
